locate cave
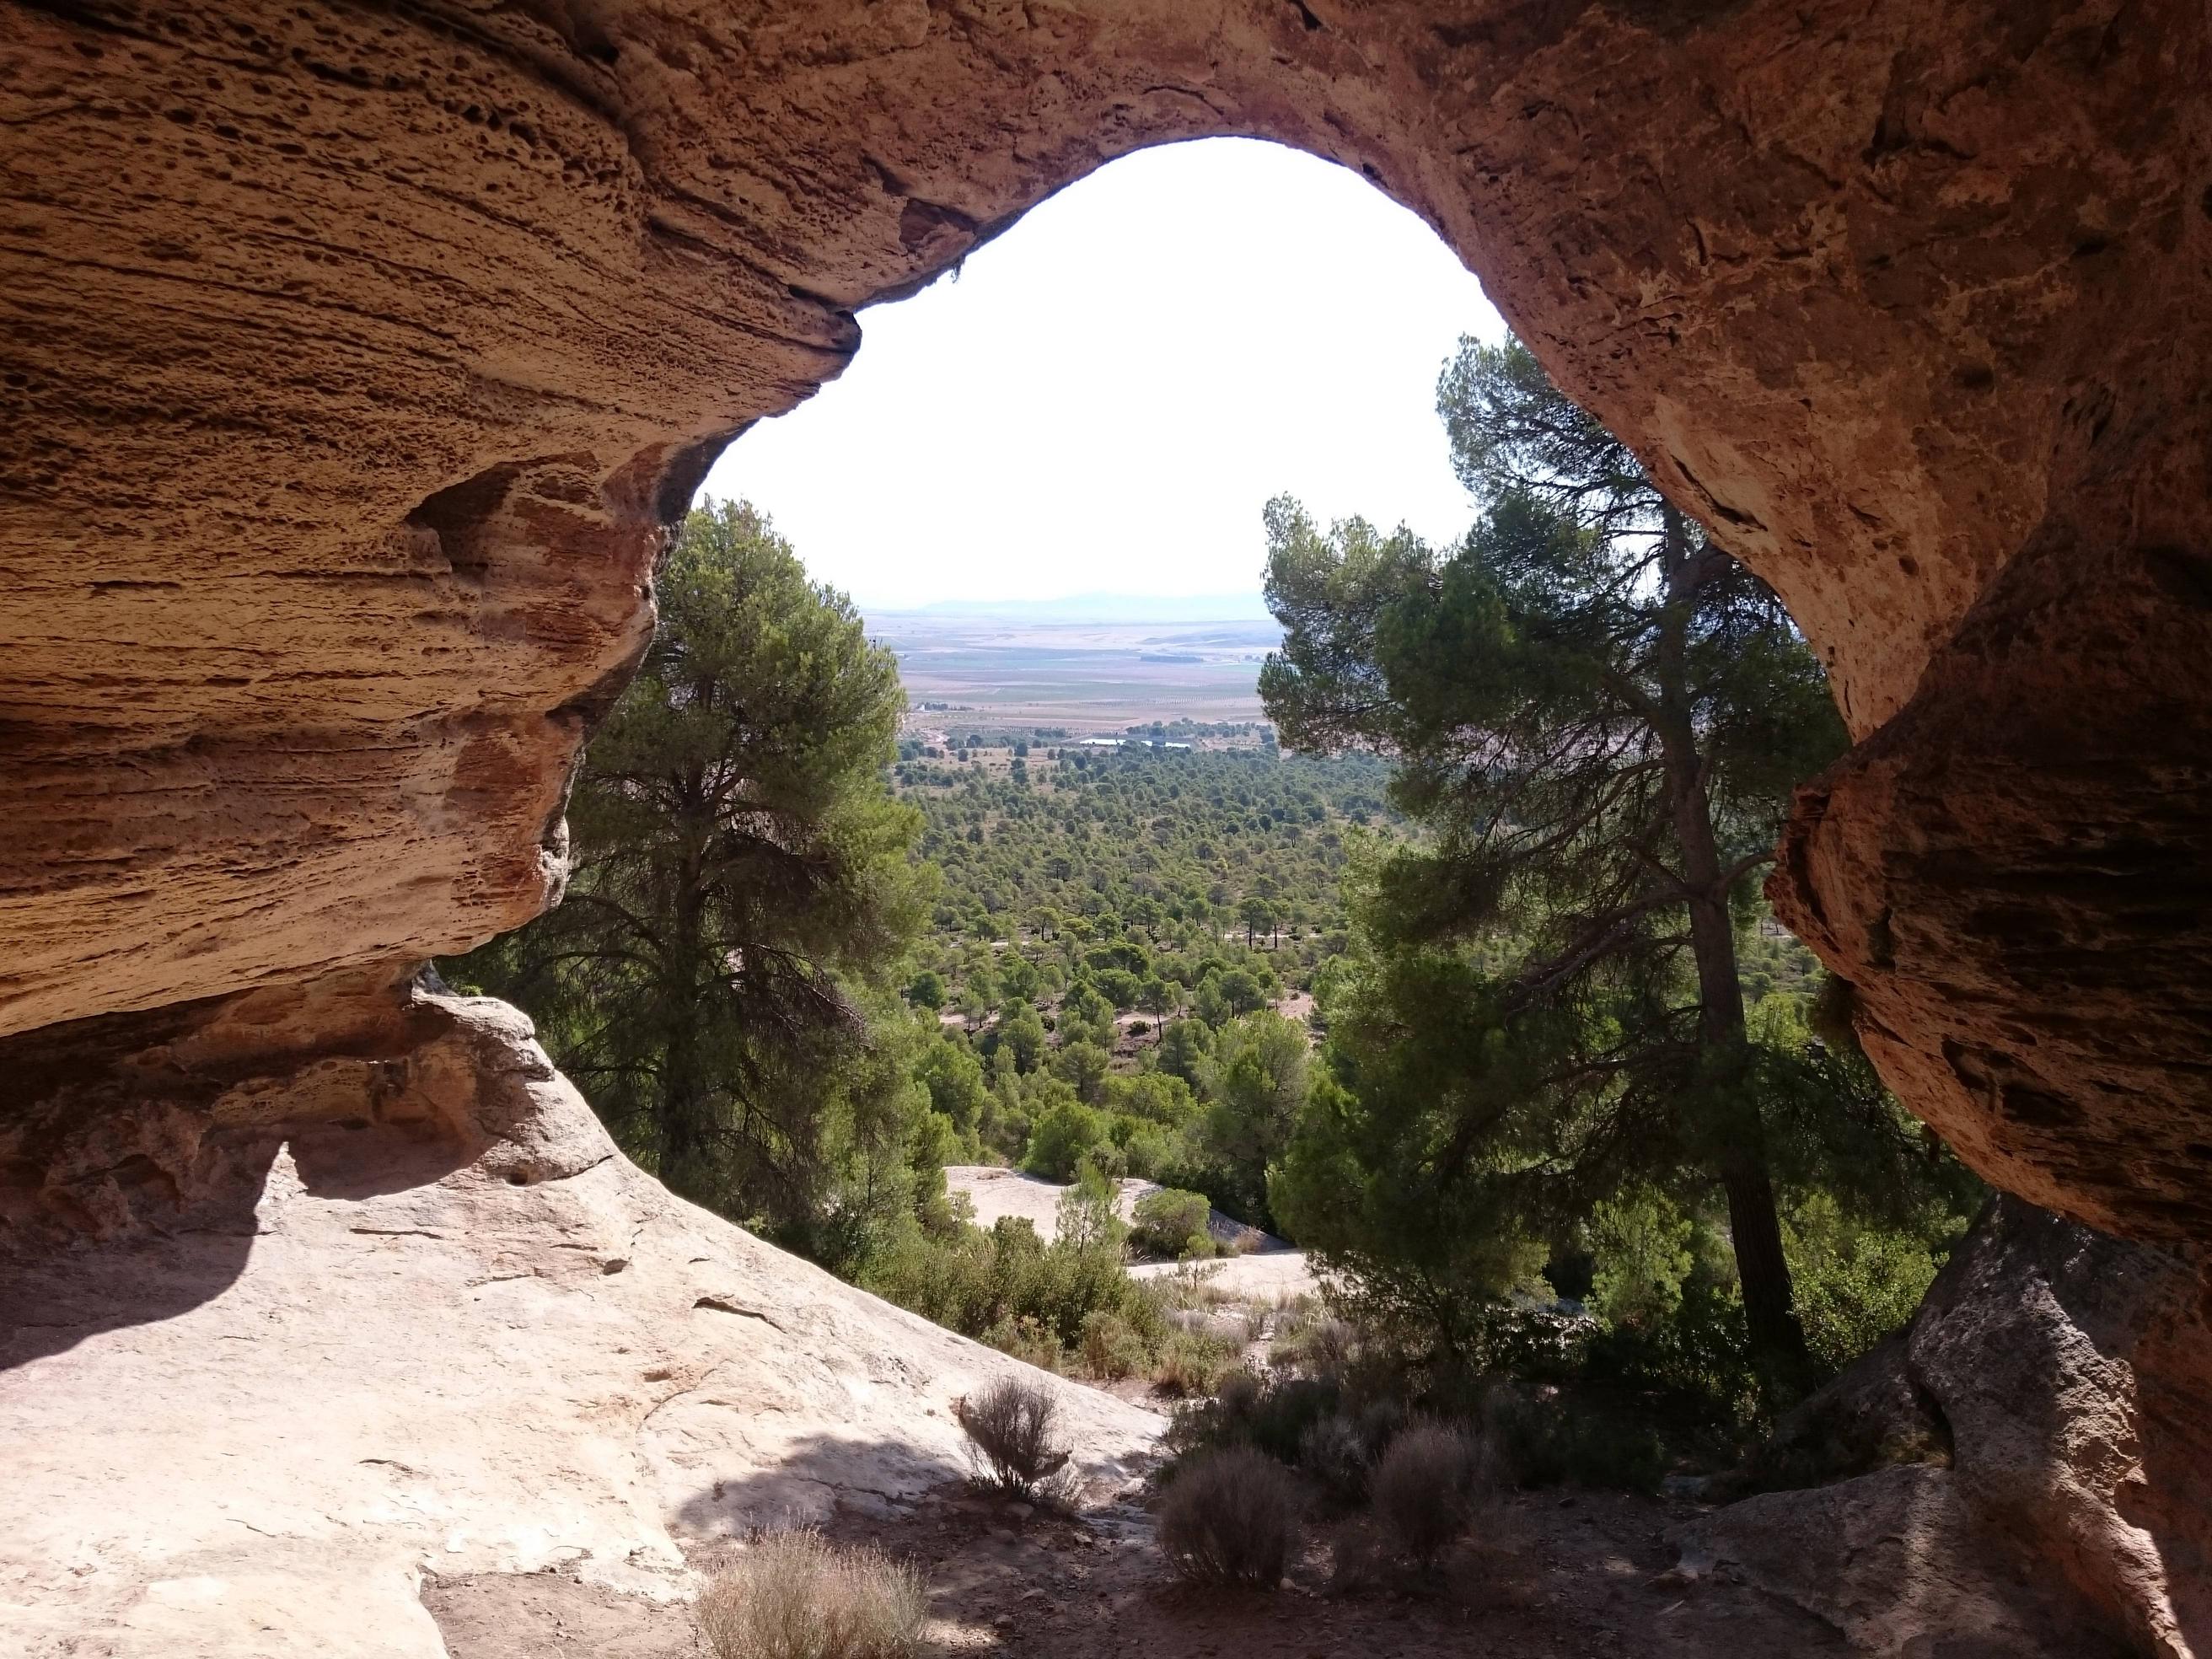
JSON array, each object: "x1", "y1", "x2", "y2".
[{"x1": 2, "y1": 1, "x2": 2207, "y2": 1652}]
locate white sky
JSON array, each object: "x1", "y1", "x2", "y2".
[{"x1": 696, "y1": 137, "x2": 1507, "y2": 609}]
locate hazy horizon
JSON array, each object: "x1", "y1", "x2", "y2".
[{"x1": 863, "y1": 590, "x2": 1274, "y2": 622}]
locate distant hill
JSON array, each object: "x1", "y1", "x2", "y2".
[{"x1": 871, "y1": 592, "x2": 1275, "y2": 624}]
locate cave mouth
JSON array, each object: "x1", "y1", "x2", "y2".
[
  {"x1": 698, "y1": 137, "x2": 1502, "y2": 628},
  {"x1": 6, "y1": 3, "x2": 2212, "y2": 1651},
  {"x1": 1, "y1": 0, "x2": 2204, "y2": 1348}
]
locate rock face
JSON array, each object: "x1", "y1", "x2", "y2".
[
  {"x1": 0, "y1": 975, "x2": 1162, "y2": 1656},
  {"x1": 1682, "y1": 1200, "x2": 2212, "y2": 1656},
  {"x1": 2, "y1": 0, "x2": 2210, "y2": 1252},
  {"x1": 5, "y1": 6, "x2": 2212, "y2": 1651},
  {"x1": 1771, "y1": 533, "x2": 2212, "y2": 1246}
]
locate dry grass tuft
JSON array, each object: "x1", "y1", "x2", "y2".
[
  {"x1": 694, "y1": 1529, "x2": 927, "y2": 1659},
  {"x1": 1157, "y1": 1445, "x2": 1299, "y2": 1586}
]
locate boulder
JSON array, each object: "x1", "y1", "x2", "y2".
[{"x1": 1682, "y1": 1200, "x2": 2212, "y2": 1656}]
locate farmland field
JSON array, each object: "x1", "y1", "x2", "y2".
[{"x1": 867, "y1": 607, "x2": 1278, "y2": 730}]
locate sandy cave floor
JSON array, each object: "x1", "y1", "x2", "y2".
[{"x1": 424, "y1": 1480, "x2": 1848, "y2": 1658}]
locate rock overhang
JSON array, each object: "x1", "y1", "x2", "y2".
[{"x1": 1, "y1": 0, "x2": 2207, "y2": 1240}]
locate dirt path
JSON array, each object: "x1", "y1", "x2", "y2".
[
  {"x1": 945, "y1": 1167, "x2": 1286, "y2": 1259},
  {"x1": 427, "y1": 1481, "x2": 1848, "y2": 1659},
  {"x1": 842, "y1": 1485, "x2": 1848, "y2": 1659}
]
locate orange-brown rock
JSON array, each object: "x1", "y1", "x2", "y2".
[
  {"x1": 4, "y1": 0, "x2": 2210, "y2": 1257},
  {"x1": 4, "y1": 5, "x2": 2212, "y2": 1651}
]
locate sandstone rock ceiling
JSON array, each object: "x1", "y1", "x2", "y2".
[{"x1": 1, "y1": 0, "x2": 2208, "y2": 1247}]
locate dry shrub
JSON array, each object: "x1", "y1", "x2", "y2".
[
  {"x1": 1371, "y1": 1420, "x2": 1488, "y2": 1566},
  {"x1": 1270, "y1": 1304, "x2": 1358, "y2": 1382},
  {"x1": 1353, "y1": 1398, "x2": 1407, "y2": 1458},
  {"x1": 955, "y1": 1374, "x2": 1070, "y2": 1497},
  {"x1": 1157, "y1": 1446, "x2": 1299, "y2": 1586},
  {"x1": 695, "y1": 1530, "x2": 926, "y2": 1659},
  {"x1": 1298, "y1": 1413, "x2": 1372, "y2": 1506}
]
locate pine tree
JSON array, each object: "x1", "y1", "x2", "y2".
[
  {"x1": 1261, "y1": 338, "x2": 1844, "y2": 1392},
  {"x1": 451, "y1": 500, "x2": 931, "y2": 1243}
]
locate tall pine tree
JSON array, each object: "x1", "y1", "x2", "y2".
[
  {"x1": 1261, "y1": 338, "x2": 1845, "y2": 1392},
  {"x1": 451, "y1": 500, "x2": 932, "y2": 1245}
]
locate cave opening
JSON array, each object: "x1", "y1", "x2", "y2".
[
  {"x1": 4, "y1": 3, "x2": 2209, "y2": 1650},
  {"x1": 701, "y1": 137, "x2": 1500, "y2": 625}
]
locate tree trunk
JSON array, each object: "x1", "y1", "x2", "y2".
[
  {"x1": 658, "y1": 830, "x2": 711, "y2": 1205},
  {"x1": 1677, "y1": 776, "x2": 1809, "y2": 1391},
  {"x1": 1720, "y1": 1152, "x2": 1805, "y2": 1381},
  {"x1": 658, "y1": 1007, "x2": 702, "y2": 1199},
  {"x1": 1655, "y1": 506, "x2": 1812, "y2": 1397}
]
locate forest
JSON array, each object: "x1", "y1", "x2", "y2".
[{"x1": 448, "y1": 336, "x2": 1980, "y2": 1479}]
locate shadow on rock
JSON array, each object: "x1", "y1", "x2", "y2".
[
  {"x1": 671, "y1": 1430, "x2": 977, "y2": 1542},
  {"x1": 0, "y1": 973, "x2": 524, "y2": 1370}
]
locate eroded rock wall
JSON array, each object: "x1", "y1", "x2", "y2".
[
  {"x1": 1772, "y1": 533, "x2": 2212, "y2": 1245},
  {"x1": 4, "y1": 0, "x2": 2210, "y2": 1252},
  {"x1": 3, "y1": 9, "x2": 2211, "y2": 1653}
]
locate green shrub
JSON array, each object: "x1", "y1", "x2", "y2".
[
  {"x1": 979, "y1": 1313, "x2": 1064, "y2": 1372},
  {"x1": 695, "y1": 1530, "x2": 926, "y2": 1659},
  {"x1": 1483, "y1": 1389, "x2": 1667, "y2": 1494},
  {"x1": 1023, "y1": 1098, "x2": 1109, "y2": 1180},
  {"x1": 1166, "y1": 1368, "x2": 1340, "y2": 1465},
  {"x1": 1152, "y1": 1327, "x2": 1240, "y2": 1397},
  {"x1": 1574, "y1": 1273, "x2": 1764, "y2": 1445},
  {"x1": 858, "y1": 1213, "x2": 1164, "y2": 1376},
  {"x1": 1079, "y1": 1310, "x2": 1148, "y2": 1380},
  {"x1": 1157, "y1": 1447, "x2": 1298, "y2": 1586},
  {"x1": 1243, "y1": 1377, "x2": 1340, "y2": 1463},
  {"x1": 1131, "y1": 1188, "x2": 1214, "y2": 1259},
  {"x1": 1786, "y1": 1208, "x2": 1945, "y2": 1372}
]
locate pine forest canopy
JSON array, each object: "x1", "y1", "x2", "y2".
[{"x1": 447, "y1": 335, "x2": 1976, "y2": 1442}]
